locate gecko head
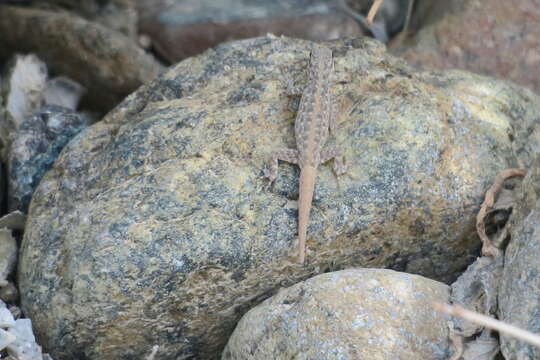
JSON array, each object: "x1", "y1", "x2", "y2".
[{"x1": 309, "y1": 46, "x2": 333, "y2": 75}]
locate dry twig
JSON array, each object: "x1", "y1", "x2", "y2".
[
  {"x1": 476, "y1": 168, "x2": 526, "y2": 257},
  {"x1": 366, "y1": 0, "x2": 385, "y2": 24},
  {"x1": 434, "y1": 303, "x2": 540, "y2": 348}
]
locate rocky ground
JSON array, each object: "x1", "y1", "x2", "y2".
[{"x1": 0, "y1": 1, "x2": 539, "y2": 359}]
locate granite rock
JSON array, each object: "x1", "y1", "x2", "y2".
[
  {"x1": 19, "y1": 37, "x2": 540, "y2": 359},
  {"x1": 223, "y1": 268, "x2": 450, "y2": 359}
]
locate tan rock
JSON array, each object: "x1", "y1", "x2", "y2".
[
  {"x1": 18, "y1": 36, "x2": 540, "y2": 359},
  {"x1": 223, "y1": 268, "x2": 450, "y2": 360}
]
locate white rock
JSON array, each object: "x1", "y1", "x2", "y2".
[
  {"x1": 0, "y1": 307, "x2": 15, "y2": 328},
  {"x1": 0, "y1": 327, "x2": 16, "y2": 350},
  {"x1": 7, "y1": 318, "x2": 43, "y2": 360},
  {"x1": 4, "y1": 54, "x2": 48, "y2": 131},
  {"x1": 44, "y1": 76, "x2": 85, "y2": 111}
]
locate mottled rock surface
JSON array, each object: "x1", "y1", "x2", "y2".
[
  {"x1": 0, "y1": 5, "x2": 163, "y2": 112},
  {"x1": 499, "y1": 155, "x2": 540, "y2": 359},
  {"x1": 35, "y1": 0, "x2": 138, "y2": 38},
  {"x1": 393, "y1": 0, "x2": 540, "y2": 94},
  {"x1": 19, "y1": 36, "x2": 540, "y2": 359},
  {"x1": 137, "y1": 0, "x2": 363, "y2": 62},
  {"x1": 223, "y1": 268, "x2": 450, "y2": 360},
  {"x1": 8, "y1": 105, "x2": 88, "y2": 212}
]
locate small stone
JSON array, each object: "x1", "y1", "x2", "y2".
[
  {"x1": 8, "y1": 105, "x2": 88, "y2": 212},
  {"x1": 0, "y1": 328, "x2": 16, "y2": 351},
  {"x1": 0, "y1": 307, "x2": 15, "y2": 328},
  {"x1": 0, "y1": 229, "x2": 17, "y2": 286},
  {"x1": 0, "y1": 211, "x2": 27, "y2": 231},
  {"x1": 3, "y1": 54, "x2": 47, "y2": 132},
  {"x1": 0, "y1": 282, "x2": 19, "y2": 304},
  {"x1": 44, "y1": 76, "x2": 85, "y2": 111},
  {"x1": 8, "y1": 306, "x2": 21, "y2": 320}
]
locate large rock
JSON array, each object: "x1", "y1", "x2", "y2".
[
  {"x1": 136, "y1": 0, "x2": 363, "y2": 62},
  {"x1": 499, "y1": 155, "x2": 540, "y2": 359},
  {"x1": 223, "y1": 268, "x2": 450, "y2": 359},
  {"x1": 19, "y1": 36, "x2": 540, "y2": 359},
  {"x1": 35, "y1": 0, "x2": 138, "y2": 38},
  {"x1": 393, "y1": 0, "x2": 540, "y2": 95},
  {"x1": 0, "y1": 5, "x2": 163, "y2": 112}
]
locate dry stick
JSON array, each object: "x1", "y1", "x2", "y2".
[
  {"x1": 476, "y1": 168, "x2": 526, "y2": 257},
  {"x1": 336, "y1": 0, "x2": 388, "y2": 42},
  {"x1": 366, "y1": 0, "x2": 385, "y2": 24},
  {"x1": 434, "y1": 303, "x2": 540, "y2": 348}
]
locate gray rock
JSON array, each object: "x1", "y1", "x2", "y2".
[
  {"x1": 137, "y1": 0, "x2": 363, "y2": 62},
  {"x1": 44, "y1": 76, "x2": 85, "y2": 111},
  {"x1": 498, "y1": 155, "x2": 540, "y2": 359},
  {"x1": 451, "y1": 256, "x2": 503, "y2": 337},
  {"x1": 0, "y1": 229, "x2": 17, "y2": 287},
  {"x1": 0, "y1": 282, "x2": 19, "y2": 304},
  {"x1": 223, "y1": 268, "x2": 450, "y2": 359},
  {"x1": 6, "y1": 319, "x2": 43, "y2": 360},
  {"x1": 18, "y1": 37, "x2": 540, "y2": 359},
  {"x1": 0, "y1": 5, "x2": 163, "y2": 112},
  {"x1": 0, "y1": 212, "x2": 27, "y2": 231},
  {"x1": 392, "y1": 0, "x2": 540, "y2": 96},
  {"x1": 8, "y1": 306, "x2": 21, "y2": 320},
  {"x1": 35, "y1": 0, "x2": 138, "y2": 39},
  {"x1": 8, "y1": 105, "x2": 88, "y2": 212}
]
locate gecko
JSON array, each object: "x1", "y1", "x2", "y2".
[{"x1": 266, "y1": 46, "x2": 346, "y2": 264}]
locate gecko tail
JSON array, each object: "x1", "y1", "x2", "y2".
[{"x1": 298, "y1": 166, "x2": 316, "y2": 264}]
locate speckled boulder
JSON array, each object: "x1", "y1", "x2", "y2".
[
  {"x1": 223, "y1": 268, "x2": 450, "y2": 360},
  {"x1": 19, "y1": 36, "x2": 540, "y2": 359}
]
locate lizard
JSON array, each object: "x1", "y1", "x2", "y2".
[{"x1": 266, "y1": 46, "x2": 346, "y2": 264}]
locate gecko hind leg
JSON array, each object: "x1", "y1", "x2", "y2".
[
  {"x1": 265, "y1": 148, "x2": 299, "y2": 183},
  {"x1": 320, "y1": 146, "x2": 346, "y2": 176}
]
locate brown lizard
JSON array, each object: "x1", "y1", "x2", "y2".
[{"x1": 266, "y1": 46, "x2": 346, "y2": 264}]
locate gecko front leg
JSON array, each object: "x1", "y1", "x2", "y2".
[{"x1": 265, "y1": 148, "x2": 299, "y2": 183}]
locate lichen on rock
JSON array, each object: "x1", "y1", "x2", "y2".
[{"x1": 18, "y1": 36, "x2": 540, "y2": 359}]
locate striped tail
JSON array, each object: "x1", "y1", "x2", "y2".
[{"x1": 298, "y1": 166, "x2": 316, "y2": 264}]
